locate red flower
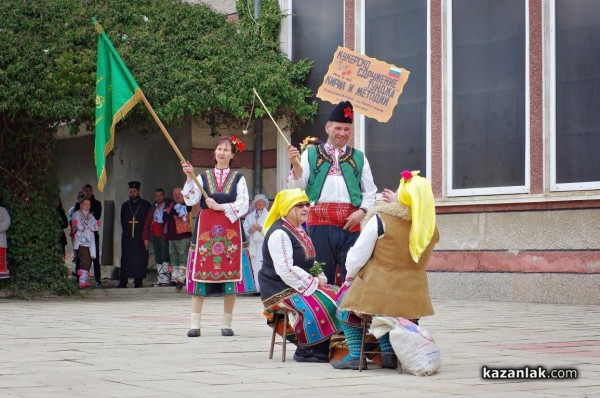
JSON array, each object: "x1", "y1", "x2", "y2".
[
  {"x1": 401, "y1": 170, "x2": 413, "y2": 181},
  {"x1": 343, "y1": 106, "x2": 353, "y2": 120},
  {"x1": 230, "y1": 136, "x2": 245, "y2": 153}
]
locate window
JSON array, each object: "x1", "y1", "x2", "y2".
[
  {"x1": 291, "y1": 0, "x2": 344, "y2": 147},
  {"x1": 364, "y1": 0, "x2": 428, "y2": 190},
  {"x1": 552, "y1": 0, "x2": 600, "y2": 190},
  {"x1": 448, "y1": 0, "x2": 527, "y2": 195}
]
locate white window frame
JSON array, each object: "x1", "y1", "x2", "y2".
[
  {"x1": 356, "y1": 0, "x2": 432, "y2": 182},
  {"x1": 277, "y1": 0, "x2": 294, "y2": 192},
  {"x1": 445, "y1": 0, "x2": 530, "y2": 197},
  {"x1": 547, "y1": 0, "x2": 600, "y2": 192}
]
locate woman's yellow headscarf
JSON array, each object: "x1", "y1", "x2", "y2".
[
  {"x1": 397, "y1": 170, "x2": 436, "y2": 263},
  {"x1": 263, "y1": 188, "x2": 309, "y2": 234}
]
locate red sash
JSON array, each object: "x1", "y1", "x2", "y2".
[
  {"x1": 307, "y1": 202, "x2": 361, "y2": 233},
  {"x1": 190, "y1": 209, "x2": 242, "y2": 283}
]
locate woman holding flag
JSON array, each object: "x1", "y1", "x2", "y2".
[{"x1": 181, "y1": 136, "x2": 249, "y2": 337}]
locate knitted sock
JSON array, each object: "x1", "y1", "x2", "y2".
[
  {"x1": 190, "y1": 313, "x2": 201, "y2": 330},
  {"x1": 222, "y1": 313, "x2": 233, "y2": 329},
  {"x1": 378, "y1": 333, "x2": 394, "y2": 354},
  {"x1": 341, "y1": 323, "x2": 362, "y2": 360}
]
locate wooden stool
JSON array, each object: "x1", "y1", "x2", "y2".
[
  {"x1": 269, "y1": 308, "x2": 289, "y2": 362},
  {"x1": 358, "y1": 315, "x2": 381, "y2": 372}
]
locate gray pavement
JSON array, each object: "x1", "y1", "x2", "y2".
[{"x1": 0, "y1": 292, "x2": 598, "y2": 397}]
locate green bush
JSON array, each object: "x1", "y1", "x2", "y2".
[{"x1": 0, "y1": 0, "x2": 316, "y2": 295}]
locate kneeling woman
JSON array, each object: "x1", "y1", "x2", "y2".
[
  {"x1": 333, "y1": 171, "x2": 439, "y2": 370},
  {"x1": 258, "y1": 189, "x2": 341, "y2": 363}
]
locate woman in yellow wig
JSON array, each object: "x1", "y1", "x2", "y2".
[
  {"x1": 258, "y1": 188, "x2": 341, "y2": 363},
  {"x1": 332, "y1": 170, "x2": 439, "y2": 370}
]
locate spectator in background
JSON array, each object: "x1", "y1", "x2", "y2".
[
  {"x1": 119, "y1": 181, "x2": 151, "y2": 288},
  {"x1": 243, "y1": 194, "x2": 269, "y2": 293},
  {"x1": 74, "y1": 184, "x2": 103, "y2": 288},
  {"x1": 72, "y1": 198, "x2": 100, "y2": 289},
  {"x1": 144, "y1": 188, "x2": 172, "y2": 287},
  {"x1": 55, "y1": 196, "x2": 69, "y2": 259},
  {"x1": 69, "y1": 191, "x2": 84, "y2": 278},
  {"x1": 0, "y1": 204, "x2": 11, "y2": 279},
  {"x1": 165, "y1": 187, "x2": 192, "y2": 289}
]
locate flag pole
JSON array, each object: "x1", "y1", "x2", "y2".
[
  {"x1": 139, "y1": 92, "x2": 209, "y2": 200},
  {"x1": 252, "y1": 88, "x2": 302, "y2": 171}
]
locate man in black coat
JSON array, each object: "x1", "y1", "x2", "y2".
[{"x1": 119, "y1": 181, "x2": 151, "y2": 288}]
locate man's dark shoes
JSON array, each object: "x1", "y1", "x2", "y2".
[
  {"x1": 95, "y1": 282, "x2": 103, "y2": 288},
  {"x1": 221, "y1": 328, "x2": 234, "y2": 336},
  {"x1": 187, "y1": 329, "x2": 201, "y2": 337},
  {"x1": 293, "y1": 346, "x2": 329, "y2": 363}
]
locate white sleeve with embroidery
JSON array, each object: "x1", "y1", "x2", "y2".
[
  {"x1": 267, "y1": 229, "x2": 317, "y2": 296},
  {"x1": 360, "y1": 156, "x2": 378, "y2": 211},
  {"x1": 223, "y1": 176, "x2": 249, "y2": 223},
  {"x1": 345, "y1": 214, "x2": 383, "y2": 280},
  {"x1": 287, "y1": 150, "x2": 310, "y2": 189},
  {"x1": 182, "y1": 174, "x2": 204, "y2": 207}
]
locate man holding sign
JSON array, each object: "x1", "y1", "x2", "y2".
[{"x1": 287, "y1": 101, "x2": 377, "y2": 285}]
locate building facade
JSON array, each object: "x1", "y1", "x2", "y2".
[{"x1": 281, "y1": 0, "x2": 600, "y2": 303}]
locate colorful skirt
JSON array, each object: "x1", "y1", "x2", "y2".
[
  {"x1": 186, "y1": 248, "x2": 256, "y2": 296},
  {"x1": 0, "y1": 247, "x2": 8, "y2": 279},
  {"x1": 263, "y1": 287, "x2": 341, "y2": 346}
]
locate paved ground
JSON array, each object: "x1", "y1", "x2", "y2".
[{"x1": 0, "y1": 292, "x2": 598, "y2": 397}]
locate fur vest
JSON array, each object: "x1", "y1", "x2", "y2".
[{"x1": 340, "y1": 202, "x2": 439, "y2": 319}]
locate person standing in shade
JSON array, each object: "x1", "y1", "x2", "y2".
[
  {"x1": 119, "y1": 181, "x2": 151, "y2": 288},
  {"x1": 243, "y1": 194, "x2": 269, "y2": 293},
  {"x1": 143, "y1": 188, "x2": 172, "y2": 287},
  {"x1": 72, "y1": 198, "x2": 100, "y2": 289},
  {"x1": 165, "y1": 187, "x2": 192, "y2": 289},
  {"x1": 55, "y1": 196, "x2": 69, "y2": 260},
  {"x1": 287, "y1": 101, "x2": 377, "y2": 285},
  {"x1": 181, "y1": 136, "x2": 249, "y2": 337},
  {"x1": 0, "y1": 205, "x2": 11, "y2": 279},
  {"x1": 74, "y1": 184, "x2": 103, "y2": 287}
]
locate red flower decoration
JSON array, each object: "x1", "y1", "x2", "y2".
[
  {"x1": 401, "y1": 170, "x2": 413, "y2": 181},
  {"x1": 343, "y1": 106, "x2": 353, "y2": 120},
  {"x1": 229, "y1": 136, "x2": 245, "y2": 153}
]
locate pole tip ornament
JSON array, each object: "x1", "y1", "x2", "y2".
[{"x1": 92, "y1": 17, "x2": 104, "y2": 34}]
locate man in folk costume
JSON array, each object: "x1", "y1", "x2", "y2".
[
  {"x1": 119, "y1": 181, "x2": 152, "y2": 288},
  {"x1": 287, "y1": 101, "x2": 377, "y2": 285},
  {"x1": 332, "y1": 171, "x2": 439, "y2": 370},
  {"x1": 181, "y1": 136, "x2": 249, "y2": 337},
  {"x1": 258, "y1": 189, "x2": 341, "y2": 363},
  {"x1": 143, "y1": 188, "x2": 172, "y2": 287},
  {"x1": 243, "y1": 194, "x2": 269, "y2": 293}
]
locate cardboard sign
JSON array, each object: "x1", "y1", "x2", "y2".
[{"x1": 317, "y1": 46, "x2": 410, "y2": 123}]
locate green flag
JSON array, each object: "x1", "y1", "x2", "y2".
[{"x1": 93, "y1": 18, "x2": 142, "y2": 192}]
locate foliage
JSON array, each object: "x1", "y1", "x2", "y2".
[
  {"x1": 0, "y1": 0, "x2": 317, "y2": 294},
  {"x1": 0, "y1": 0, "x2": 317, "y2": 128},
  {"x1": 0, "y1": 123, "x2": 77, "y2": 296}
]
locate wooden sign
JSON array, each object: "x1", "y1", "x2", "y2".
[{"x1": 317, "y1": 46, "x2": 410, "y2": 123}]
